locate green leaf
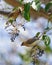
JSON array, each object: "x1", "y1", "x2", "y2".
[
  {"x1": 23, "y1": 3, "x2": 30, "y2": 21},
  {"x1": 45, "y1": 1, "x2": 52, "y2": 12},
  {"x1": 42, "y1": 35, "x2": 50, "y2": 46},
  {"x1": 24, "y1": 3, "x2": 30, "y2": 13},
  {"x1": 36, "y1": 2, "x2": 41, "y2": 11},
  {"x1": 34, "y1": 0, "x2": 40, "y2": 4},
  {"x1": 36, "y1": 32, "x2": 40, "y2": 37},
  {"x1": 24, "y1": 12, "x2": 30, "y2": 21}
]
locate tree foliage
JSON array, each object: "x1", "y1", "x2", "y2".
[{"x1": 0, "y1": 0, "x2": 52, "y2": 65}]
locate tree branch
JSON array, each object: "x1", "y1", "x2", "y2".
[
  {"x1": 0, "y1": 10, "x2": 10, "y2": 16},
  {"x1": 5, "y1": 0, "x2": 23, "y2": 7}
]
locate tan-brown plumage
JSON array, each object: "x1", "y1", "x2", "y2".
[{"x1": 21, "y1": 36, "x2": 39, "y2": 47}]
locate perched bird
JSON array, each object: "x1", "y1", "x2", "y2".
[
  {"x1": 6, "y1": 7, "x2": 22, "y2": 26},
  {"x1": 21, "y1": 36, "x2": 40, "y2": 47}
]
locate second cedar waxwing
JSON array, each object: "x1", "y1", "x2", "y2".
[{"x1": 21, "y1": 36, "x2": 40, "y2": 47}]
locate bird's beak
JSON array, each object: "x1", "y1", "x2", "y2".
[{"x1": 21, "y1": 42, "x2": 24, "y2": 46}]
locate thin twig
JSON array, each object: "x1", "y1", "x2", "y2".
[{"x1": 0, "y1": 10, "x2": 10, "y2": 16}]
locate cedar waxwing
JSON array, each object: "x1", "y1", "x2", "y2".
[{"x1": 21, "y1": 36, "x2": 40, "y2": 47}]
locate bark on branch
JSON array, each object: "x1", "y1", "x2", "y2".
[{"x1": 0, "y1": 10, "x2": 10, "y2": 16}]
